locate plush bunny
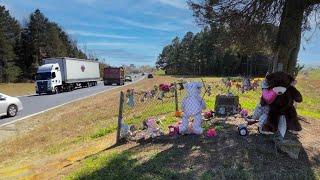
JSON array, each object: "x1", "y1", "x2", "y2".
[{"x1": 179, "y1": 82, "x2": 206, "y2": 135}]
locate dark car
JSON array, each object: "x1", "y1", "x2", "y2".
[
  {"x1": 125, "y1": 75, "x2": 132, "y2": 82},
  {"x1": 147, "y1": 74, "x2": 153, "y2": 78}
]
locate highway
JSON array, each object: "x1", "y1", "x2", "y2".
[{"x1": 0, "y1": 75, "x2": 144, "y2": 126}]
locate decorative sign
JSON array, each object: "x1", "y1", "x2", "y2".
[{"x1": 81, "y1": 65, "x2": 85, "y2": 72}]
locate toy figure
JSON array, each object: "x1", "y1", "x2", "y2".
[
  {"x1": 126, "y1": 89, "x2": 135, "y2": 107},
  {"x1": 146, "y1": 118, "x2": 163, "y2": 138},
  {"x1": 120, "y1": 123, "x2": 136, "y2": 139},
  {"x1": 179, "y1": 82, "x2": 206, "y2": 135}
]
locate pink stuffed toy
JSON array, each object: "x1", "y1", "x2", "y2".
[
  {"x1": 204, "y1": 110, "x2": 214, "y2": 119},
  {"x1": 262, "y1": 89, "x2": 277, "y2": 104}
]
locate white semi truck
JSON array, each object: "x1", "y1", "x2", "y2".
[{"x1": 35, "y1": 57, "x2": 100, "y2": 94}]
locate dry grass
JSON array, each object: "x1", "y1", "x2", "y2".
[
  {"x1": 0, "y1": 83, "x2": 35, "y2": 96},
  {"x1": 0, "y1": 76, "x2": 177, "y2": 168}
]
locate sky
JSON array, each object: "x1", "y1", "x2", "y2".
[{"x1": 0, "y1": 0, "x2": 319, "y2": 67}]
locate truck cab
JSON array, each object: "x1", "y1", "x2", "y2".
[{"x1": 35, "y1": 63, "x2": 62, "y2": 94}]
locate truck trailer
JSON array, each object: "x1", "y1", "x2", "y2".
[
  {"x1": 35, "y1": 57, "x2": 100, "y2": 94},
  {"x1": 103, "y1": 67, "x2": 125, "y2": 86}
]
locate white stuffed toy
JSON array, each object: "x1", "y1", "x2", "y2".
[{"x1": 179, "y1": 82, "x2": 206, "y2": 135}]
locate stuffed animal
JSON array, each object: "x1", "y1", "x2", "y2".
[
  {"x1": 245, "y1": 79, "x2": 277, "y2": 134},
  {"x1": 145, "y1": 118, "x2": 163, "y2": 138},
  {"x1": 179, "y1": 82, "x2": 206, "y2": 135},
  {"x1": 264, "y1": 72, "x2": 303, "y2": 136},
  {"x1": 120, "y1": 123, "x2": 137, "y2": 139}
]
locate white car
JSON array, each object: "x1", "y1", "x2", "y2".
[{"x1": 0, "y1": 93, "x2": 23, "y2": 117}]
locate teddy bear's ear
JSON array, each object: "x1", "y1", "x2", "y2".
[{"x1": 265, "y1": 73, "x2": 273, "y2": 80}]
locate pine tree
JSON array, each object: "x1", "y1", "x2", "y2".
[{"x1": 0, "y1": 6, "x2": 22, "y2": 82}]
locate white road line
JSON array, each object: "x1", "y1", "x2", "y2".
[
  {"x1": 16, "y1": 94, "x2": 36, "y2": 98},
  {"x1": 0, "y1": 77, "x2": 145, "y2": 127}
]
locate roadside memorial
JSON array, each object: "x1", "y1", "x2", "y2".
[{"x1": 116, "y1": 74, "x2": 304, "y2": 160}]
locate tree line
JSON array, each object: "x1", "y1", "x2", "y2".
[
  {"x1": 187, "y1": 0, "x2": 320, "y2": 75},
  {"x1": 156, "y1": 25, "x2": 275, "y2": 77},
  {"x1": 0, "y1": 6, "x2": 87, "y2": 83}
]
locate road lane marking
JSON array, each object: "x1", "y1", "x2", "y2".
[{"x1": 0, "y1": 76, "x2": 145, "y2": 127}]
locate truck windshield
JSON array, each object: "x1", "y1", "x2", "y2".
[{"x1": 36, "y1": 72, "x2": 52, "y2": 80}]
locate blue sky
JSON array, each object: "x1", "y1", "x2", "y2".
[{"x1": 0, "y1": 0, "x2": 319, "y2": 67}]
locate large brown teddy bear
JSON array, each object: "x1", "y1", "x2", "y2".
[{"x1": 263, "y1": 72, "x2": 303, "y2": 133}]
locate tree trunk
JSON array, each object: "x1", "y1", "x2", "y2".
[{"x1": 273, "y1": 0, "x2": 305, "y2": 75}]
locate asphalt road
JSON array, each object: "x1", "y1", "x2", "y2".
[{"x1": 0, "y1": 75, "x2": 144, "y2": 126}]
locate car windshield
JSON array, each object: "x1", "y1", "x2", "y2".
[{"x1": 36, "y1": 72, "x2": 52, "y2": 80}]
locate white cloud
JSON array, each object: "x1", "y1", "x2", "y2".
[
  {"x1": 78, "y1": 42, "x2": 130, "y2": 47},
  {"x1": 154, "y1": 0, "x2": 188, "y2": 9},
  {"x1": 114, "y1": 16, "x2": 180, "y2": 31},
  {"x1": 67, "y1": 30, "x2": 137, "y2": 39}
]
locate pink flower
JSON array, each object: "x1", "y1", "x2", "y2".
[
  {"x1": 240, "y1": 109, "x2": 248, "y2": 117},
  {"x1": 207, "y1": 128, "x2": 217, "y2": 137}
]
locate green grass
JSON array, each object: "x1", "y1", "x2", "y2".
[
  {"x1": 154, "y1": 69, "x2": 166, "y2": 76},
  {"x1": 90, "y1": 125, "x2": 116, "y2": 139}
]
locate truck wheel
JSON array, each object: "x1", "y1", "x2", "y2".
[
  {"x1": 7, "y1": 104, "x2": 18, "y2": 117},
  {"x1": 54, "y1": 87, "x2": 59, "y2": 94}
]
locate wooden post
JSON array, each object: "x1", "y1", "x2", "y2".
[
  {"x1": 174, "y1": 83, "x2": 179, "y2": 112},
  {"x1": 116, "y1": 91, "x2": 125, "y2": 144}
]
